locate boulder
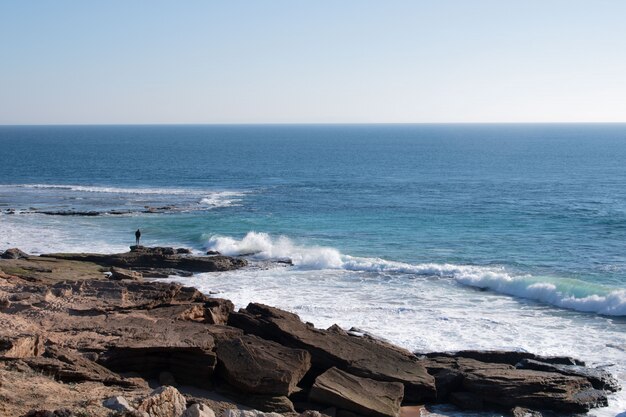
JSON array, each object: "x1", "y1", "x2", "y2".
[
  {"x1": 205, "y1": 298, "x2": 234, "y2": 325},
  {"x1": 516, "y1": 358, "x2": 620, "y2": 392},
  {"x1": 1, "y1": 248, "x2": 29, "y2": 259},
  {"x1": 462, "y1": 368, "x2": 607, "y2": 413},
  {"x1": 110, "y1": 266, "x2": 143, "y2": 281},
  {"x1": 137, "y1": 386, "x2": 187, "y2": 417},
  {"x1": 309, "y1": 367, "x2": 404, "y2": 417},
  {"x1": 216, "y1": 335, "x2": 311, "y2": 396},
  {"x1": 228, "y1": 303, "x2": 435, "y2": 402},
  {"x1": 98, "y1": 318, "x2": 218, "y2": 387},
  {"x1": 182, "y1": 404, "x2": 215, "y2": 417},
  {"x1": 103, "y1": 396, "x2": 135, "y2": 412}
]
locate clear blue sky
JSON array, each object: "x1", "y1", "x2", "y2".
[{"x1": 1, "y1": 1, "x2": 625, "y2": 124}]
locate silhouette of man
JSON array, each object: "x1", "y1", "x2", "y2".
[{"x1": 135, "y1": 229, "x2": 141, "y2": 246}]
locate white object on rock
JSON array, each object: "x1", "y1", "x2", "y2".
[
  {"x1": 137, "y1": 386, "x2": 187, "y2": 417},
  {"x1": 182, "y1": 403, "x2": 216, "y2": 417}
]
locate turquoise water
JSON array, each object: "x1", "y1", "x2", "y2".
[{"x1": 1, "y1": 124, "x2": 626, "y2": 415}]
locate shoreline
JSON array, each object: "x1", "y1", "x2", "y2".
[{"x1": 0, "y1": 246, "x2": 621, "y2": 417}]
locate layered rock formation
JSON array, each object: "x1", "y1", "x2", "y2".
[{"x1": 0, "y1": 247, "x2": 620, "y2": 417}]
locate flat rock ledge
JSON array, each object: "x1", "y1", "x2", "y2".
[{"x1": 0, "y1": 249, "x2": 620, "y2": 417}]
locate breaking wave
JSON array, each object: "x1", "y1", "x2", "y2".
[{"x1": 206, "y1": 231, "x2": 626, "y2": 316}]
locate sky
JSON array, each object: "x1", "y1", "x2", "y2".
[{"x1": 1, "y1": 1, "x2": 626, "y2": 124}]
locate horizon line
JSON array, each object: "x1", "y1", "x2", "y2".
[{"x1": 2, "y1": 121, "x2": 626, "y2": 127}]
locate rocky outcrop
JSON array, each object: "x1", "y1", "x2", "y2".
[
  {"x1": 181, "y1": 403, "x2": 215, "y2": 417},
  {"x1": 421, "y1": 354, "x2": 608, "y2": 413},
  {"x1": 216, "y1": 335, "x2": 311, "y2": 396},
  {"x1": 109, "y1": 266, "x2": 144, "y2": 281},
  {"x1": 43, "y1": 246, "x2": 247, "y2": 274},
  {"x1": 228, "y1": 303, "x2": 436, "y2": 402},
  {"x1": 309, "y1": 367, "x2": 404, "y2": 417},
  {"x1": 516, "y1": 358, "x2": 620, "y2": 392},
  {"x1": 424, "y1": 350, "x2": 585, "y2": 366},
  {"x1": 463, "y1": 368, "x2": 607, "y2": 413},
  {"x1": 1, "y1": 248, "x2": 30, "y2": 259}
]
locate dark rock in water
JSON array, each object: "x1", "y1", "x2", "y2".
[
  {"x1": 461, "y1": 368, "x2": 607, "y2": 413},
  {"x1": 206, "y1": 250, "x2": 221, "y2": 255},
  {"x1": 425, "y1": 350, "x2": 585, "y2": 367},
  {"x1": 421, "y1": 354, "x2": 610, "y2": 413},
  {"x1": 1, "y1": 248, "x2": 30, "y2": 259},
  {"x1": 176, "y1": 248, "x2": 191, "y2": 254},
  {"x1": 109, "y1": 267, "x2": 143, "y2": 281},
  {"x1": 43, "y1": 246, "x2": 247, "y2": 274},
  {"x1": 135, "y1": 267, "x2": 194, "y2": 278},
  {"x1": 516, "y1": 359, "x2": 620, "y2": 392},
  {"x1": 309, "y1": 367, "x2": 404, "y2": 417},
  {"x1": 39, "y1": 210, "x2": 101, "y2": 216},
  {"x1": 228, "y1": 303, "x2": 436, "y2": 402},
  {"x1": 216, "y1": 334, "x2": 311, "y2": 396}
]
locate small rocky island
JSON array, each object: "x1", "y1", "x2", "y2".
[{"x1": 0, "y1": 246, "x2": 620, "y2": 417}]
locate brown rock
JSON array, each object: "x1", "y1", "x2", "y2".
[
  {"x1": 204, "y1": 298, "x2": 234, "y2": 325},
  {"x1": 137, "y1": 386, "x2": 187, "y2": 417},
  {"x1": 516, "y1": 358, "x2": 620, "y2": 392},
  {"x1": 109, "y1": 266, "x2": 143, "y2": 281},
  {"x1": 229, "y1": 303, "x2": 435, "y2": 402},
  {"x1": 216, "y1": 334, "x2": 311, "y2": 396},
  {"x1": 43, "y1": 247, "x2": 247, "y2": 274},
  {"x1": 462, "y1": 368, "x2": 607, "y2": 413},
  {"x1": 1, "y1": 248, "x2": 29, "y2": 259},
  {"x1": 0, "y1": 335, "x2": 45, "y2": 358},
  {"x1": 309, "y1": 367, "x2": 404, "y2": 417},
  {"x1": 510, "y1": 407, "x2": 543, "y2": 417}
]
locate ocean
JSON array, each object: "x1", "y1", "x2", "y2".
[{"x1": 1, "y1": 124, "x2": 625, "y2": 416}]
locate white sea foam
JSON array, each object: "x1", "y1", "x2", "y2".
[
  {"x1": 199, "y1": 191, "x2": 245, "y2": 208},
  {"x1": 206, "y1": 232, "x2": 626, "y2": 316},
  {"x1": 0, "y1": 184, "x2": 247, "y2": 210}
]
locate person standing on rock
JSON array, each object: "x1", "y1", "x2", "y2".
[{"x1": 135, "y1": 229, "x2": 141, "y2": 246}]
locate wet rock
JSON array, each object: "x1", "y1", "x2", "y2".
[
  {"x1": 20, "y1": 409, "x2": 74, "y2": 417},
  {"x1": 206, "y1": 251, "x2": 221, "y2": 255},
  {"x1": 462, "y1": 368, "x2": 607, "y2": 413},
  {"x1": 1, "y1": 248, "x2": 29, "y2": 259},
  {"x1": 136, "y1": 386, "x2": 187, "y2": 417},
  {"x1": 309, "y1": 367, "x2": 404, "y2": 417},
  {"x1": 44, "y1": 247, "x2": 247, "y2": 274},
  {"x1": 182, "y1": 403, "x2": 215, "y2": 417},
  {"x1": 110, "y1": 266, "x2": 143, "y2": 281},
  {"x1": 216, "y1": 334, "x2": 311, "y2": 396},
  {"x1": 229, "y1": 303, "x2": 435, "y2": 402},
  {"x1": 425, "y1": 350, "x2": 585, "y2": 367},
  {"x1": 516, "y1": 358, "x2": 620, "y2": 392}
]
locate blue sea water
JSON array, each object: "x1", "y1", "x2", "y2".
[{"x1": 1, "y1": 124, "x2": 625, "y2": 415}]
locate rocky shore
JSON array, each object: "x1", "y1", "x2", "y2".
[{"x1": 0, "y1": 247, "x2": 620, "y2": 417}]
